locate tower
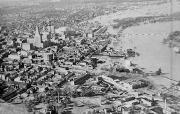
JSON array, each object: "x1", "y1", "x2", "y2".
[
  {"x1": 42, "y1": 26, "x2": 49, "y2": 42},
  {"x1": 47, "y1": 25, "x2": 55, "y2": 34},
  {"x1": 47, "y1": 21, "x2": 55, "y2": 34},
  {"x1": 34, "y1": 26, "x2": 43, "y2": 48}
]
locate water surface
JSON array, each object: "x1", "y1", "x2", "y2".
[{"x1": 123, "y1": 21, "x2": 180, "y2": 81}]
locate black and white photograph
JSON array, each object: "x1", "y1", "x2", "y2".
[{"x1": 0, "y1": 0, "x2": 180, "y2": 114}]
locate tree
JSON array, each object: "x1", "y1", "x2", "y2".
[
  {"x1": 0, "y1": 81, "x2": 6, "y2": 96},
  {"x1": 91, "y1": 58, "x2": 98, "y2": 69}
]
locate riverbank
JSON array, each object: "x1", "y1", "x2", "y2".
[{"x1": 89, "y1": 0, "x2": 180, "y2": 87}]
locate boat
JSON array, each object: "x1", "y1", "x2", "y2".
[{"x1": 109, "y1": 51, "x2": 125, "y2": 57}]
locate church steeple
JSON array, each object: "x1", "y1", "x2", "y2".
[
  {"x1": 33, "y1": 26, "x2": 43, "y2": 48},
  {"x1": 35, "y1": 26, "x2": 40, "y2": 37}
]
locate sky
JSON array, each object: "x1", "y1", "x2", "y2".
[{"x1": 0, "y1": 0, "x2": 26, "y2": 1}]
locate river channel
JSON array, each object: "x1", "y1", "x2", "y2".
[{"x1": 122, "y1": 21, "x2": 180, "y2": 81}]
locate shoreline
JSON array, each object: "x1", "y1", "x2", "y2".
[{"x1": 88, "y1": 1, "x2": 180, "y2": 86}]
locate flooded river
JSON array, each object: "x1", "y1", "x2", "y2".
[{"x1": 122, "y1": 21, "x2": 180, "y2": 81}]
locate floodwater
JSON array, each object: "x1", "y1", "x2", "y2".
[{"x1": 122, "y1": 21, "x2": 180, "y2": 81}]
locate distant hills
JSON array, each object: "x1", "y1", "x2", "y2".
[{"x1": 0, "y1": 0, "x2": 160, "y2": 8}]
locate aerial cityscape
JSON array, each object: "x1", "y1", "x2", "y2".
[{"x1": 0, "y1": 0, "x2": 180, "y2": 114}]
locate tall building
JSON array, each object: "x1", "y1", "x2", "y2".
[
  {"x1": 47, "y1": 25, "x2": 55, "y2": 34},
  {"x1": 42, "y1": 26, "x2": 49, "y2": 42},
  {"x1": 34, "y1": 26, "x2": 44, "y2": 48}
]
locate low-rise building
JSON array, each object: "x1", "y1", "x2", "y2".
[
  {"x1": 141, "y1": 98, "x2": 152, "y2": 106},
  {"x1": 22, "y1": 43, "x2": 33, "y2": 51},
  {"x1": 8, "y1": 53, "x2": 21, "y2": 60},
  {"x1": 43, "y1": 53, "x2": 54, "y2": 62}
]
